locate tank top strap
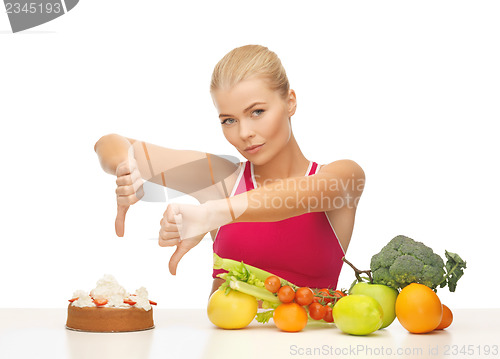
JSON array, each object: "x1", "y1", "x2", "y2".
[
  {"x1": 233, "y1": 161, "x2": 254, "y2": 196},
  {"x1": 308, "y1": 161, "x2": 320, "y2": 176}
]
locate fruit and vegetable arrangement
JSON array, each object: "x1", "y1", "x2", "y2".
[{"x1": 207, "y1": 235, "x2": 466, "y2": 335}]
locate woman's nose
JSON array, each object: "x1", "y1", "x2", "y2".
[{"x1": 238, "y1": 119, "x2": 256, "y2": 140}]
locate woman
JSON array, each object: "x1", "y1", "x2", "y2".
[{"x1": 94, "y1": 45, "x2": 365, "y2": 296}]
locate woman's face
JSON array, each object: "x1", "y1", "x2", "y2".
[{"x1": 212, "y1": 76, "x2": 296, "y2": 165}]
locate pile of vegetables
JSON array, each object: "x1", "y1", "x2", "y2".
[
  {"x1": 208, "y1": 235, "x2": 467, "y2": 335},
  {"x1": 343, "y1": 234, "x2": 466, "y2": 334},
  {"x1": 210, "y1": 254, "x2": 345, "y2": 332}
]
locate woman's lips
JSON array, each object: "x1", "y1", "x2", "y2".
[{"x1": 244, "y1": 144, "x2": 264, "y2": 154}]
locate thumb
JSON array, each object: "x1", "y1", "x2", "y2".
[
  {"x1": 168, "y1": 245, "x2": 190, "y2": 275},
  {"x1": 115, "y1": 204, "x2": 129, "y2": 237}
]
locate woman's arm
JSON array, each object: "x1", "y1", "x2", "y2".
[
  {"x1": 94, "y1": 134, "x2": 240, "y2": 202},
  {"x1": 94, "y1": 134, "x2": 133, "y2": 175},
  {"x1": 211, "y1": 159, "x2": 365, "y2": 225},
  {"x1": 94, "y1": 133, "x2": 240, "y2": 237}
]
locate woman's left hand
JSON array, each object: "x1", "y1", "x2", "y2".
[{"x1": 159, "y1": 203, "x2": 212, "y2": 275}]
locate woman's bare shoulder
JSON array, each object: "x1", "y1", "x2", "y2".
[{"x1": 317, "y1": 159, "x2": 365, "y2": 180}]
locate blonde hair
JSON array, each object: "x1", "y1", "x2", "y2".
[{"x1": 210, "y1": 45, "x2": 290, "y2": 99}]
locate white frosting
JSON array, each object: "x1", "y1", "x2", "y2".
[
  {"x1": 90, "y1": 274, "x2": 126, "y2": 300},
  {"x1": 70, "y1": 275, "x2": 152, "y2": 311},
  {"x1": 131, "y1": 287, "x2": 152, "y2": 311},
  {"x1": 71, "y1": 290, "x2": 95, "y2": 308}
]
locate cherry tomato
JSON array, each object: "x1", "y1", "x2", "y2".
[
  {"x1": 308, "y1": 302, "x2": 327, "y2": 320},
  {"x1": 278, "y1": 285, "x2": 295, "y2": 303},
  {"x1": 295, "y1": 287, "x2": 314, "y2": 306},
  {"x1": 264, "y1": 276, "x2": 281, "y2": 293},
  {"x1": 313, "y1": 288, "x2": 332, "y2": 304},
  {"x1": 323, "y1": 305, "x2": 334, "y2": 323}
]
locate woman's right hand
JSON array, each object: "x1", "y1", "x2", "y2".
[
  {"x1": 158, "y1": 203, "x2": 211, "y2": 275},
  {"x1": 115, "y1": 157, "x2": 144, "y2": 237}
]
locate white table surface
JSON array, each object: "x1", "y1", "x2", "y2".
[{"x1": 0, "y1": 308, "x2": 498, "y2": 359}]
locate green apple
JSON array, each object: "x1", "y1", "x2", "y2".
[
  {"x1": 332, "y1": 294, "x2": 383, "y2": 335},
  {"x1": 350, "y1": 282, "x2": 398, "y2": 328}
]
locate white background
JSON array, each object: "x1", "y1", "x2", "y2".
[{"x1": 1, "y1": 1, "x2": 498, "y2": 309}]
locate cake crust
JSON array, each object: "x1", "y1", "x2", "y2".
[{"x1": 66, "y1": 304, "x2": 154, "y2": 332}]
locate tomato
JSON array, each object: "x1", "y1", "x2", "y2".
[
  {"x1": 395, "y1": 283, "x2": 443, "y2": 334},
  {"x1": 313, "y1": 288, "x2": 333, "y2": 304},
  {"x1": 273, "y1": 303, "x2": 308, "y2": 332},
  {"x1": 207, "y1": 289, "x2": 258, "y2": 329},
  {"x1": 332, "y1": 295, "x2": 383, "y2": 335},
  {"x1": 295, "y1": 287, "x2": 314, "y2": 306},
  {"x1": 332, "y1": 290, "x2": 347, "y2": 303},
  {"x1": 323, "y1": 305, "x2": 334, "y2": 322},
  {"x1": 264, "y1": 276, "x2": 281, "y2": 293},
  {"x1": 308, "y1": 302, "x2": 327, "y2": 320},
  {"x1": 278, "y1": 285, "x2": 295, "y2": 303},
  {"x1": 435, "y1": 304, "x2": 453, "y2": 330}
]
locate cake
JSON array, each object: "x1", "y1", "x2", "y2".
[{"x1": 66, "y1": 275, "x2": 156, "y2": 332}]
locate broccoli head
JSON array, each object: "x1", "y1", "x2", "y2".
[{"x1": 370, "y1": 235, "x2": 446, "y2": 291}]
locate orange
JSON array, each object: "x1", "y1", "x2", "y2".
[
  {"x1": 435, "y1": 304, "x2": 453, "y2": 330},
  {"x1": 395, "y1": 283, "x2": 443, "y2": 333},
  {"x1": 273, "y1": 303, "x2": 308, "y2": 332}
]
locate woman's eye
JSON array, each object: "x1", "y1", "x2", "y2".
[
  {"x1": 252, "y1": 109, "x2": 264, "y2": 116},
  {"x1": 221, "y1": 118, "x2": 235, "y2": 125}
]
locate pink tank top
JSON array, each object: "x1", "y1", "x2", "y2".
[{"x1": 213, "y1": 161, "x2": 345, "y2": 289}]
